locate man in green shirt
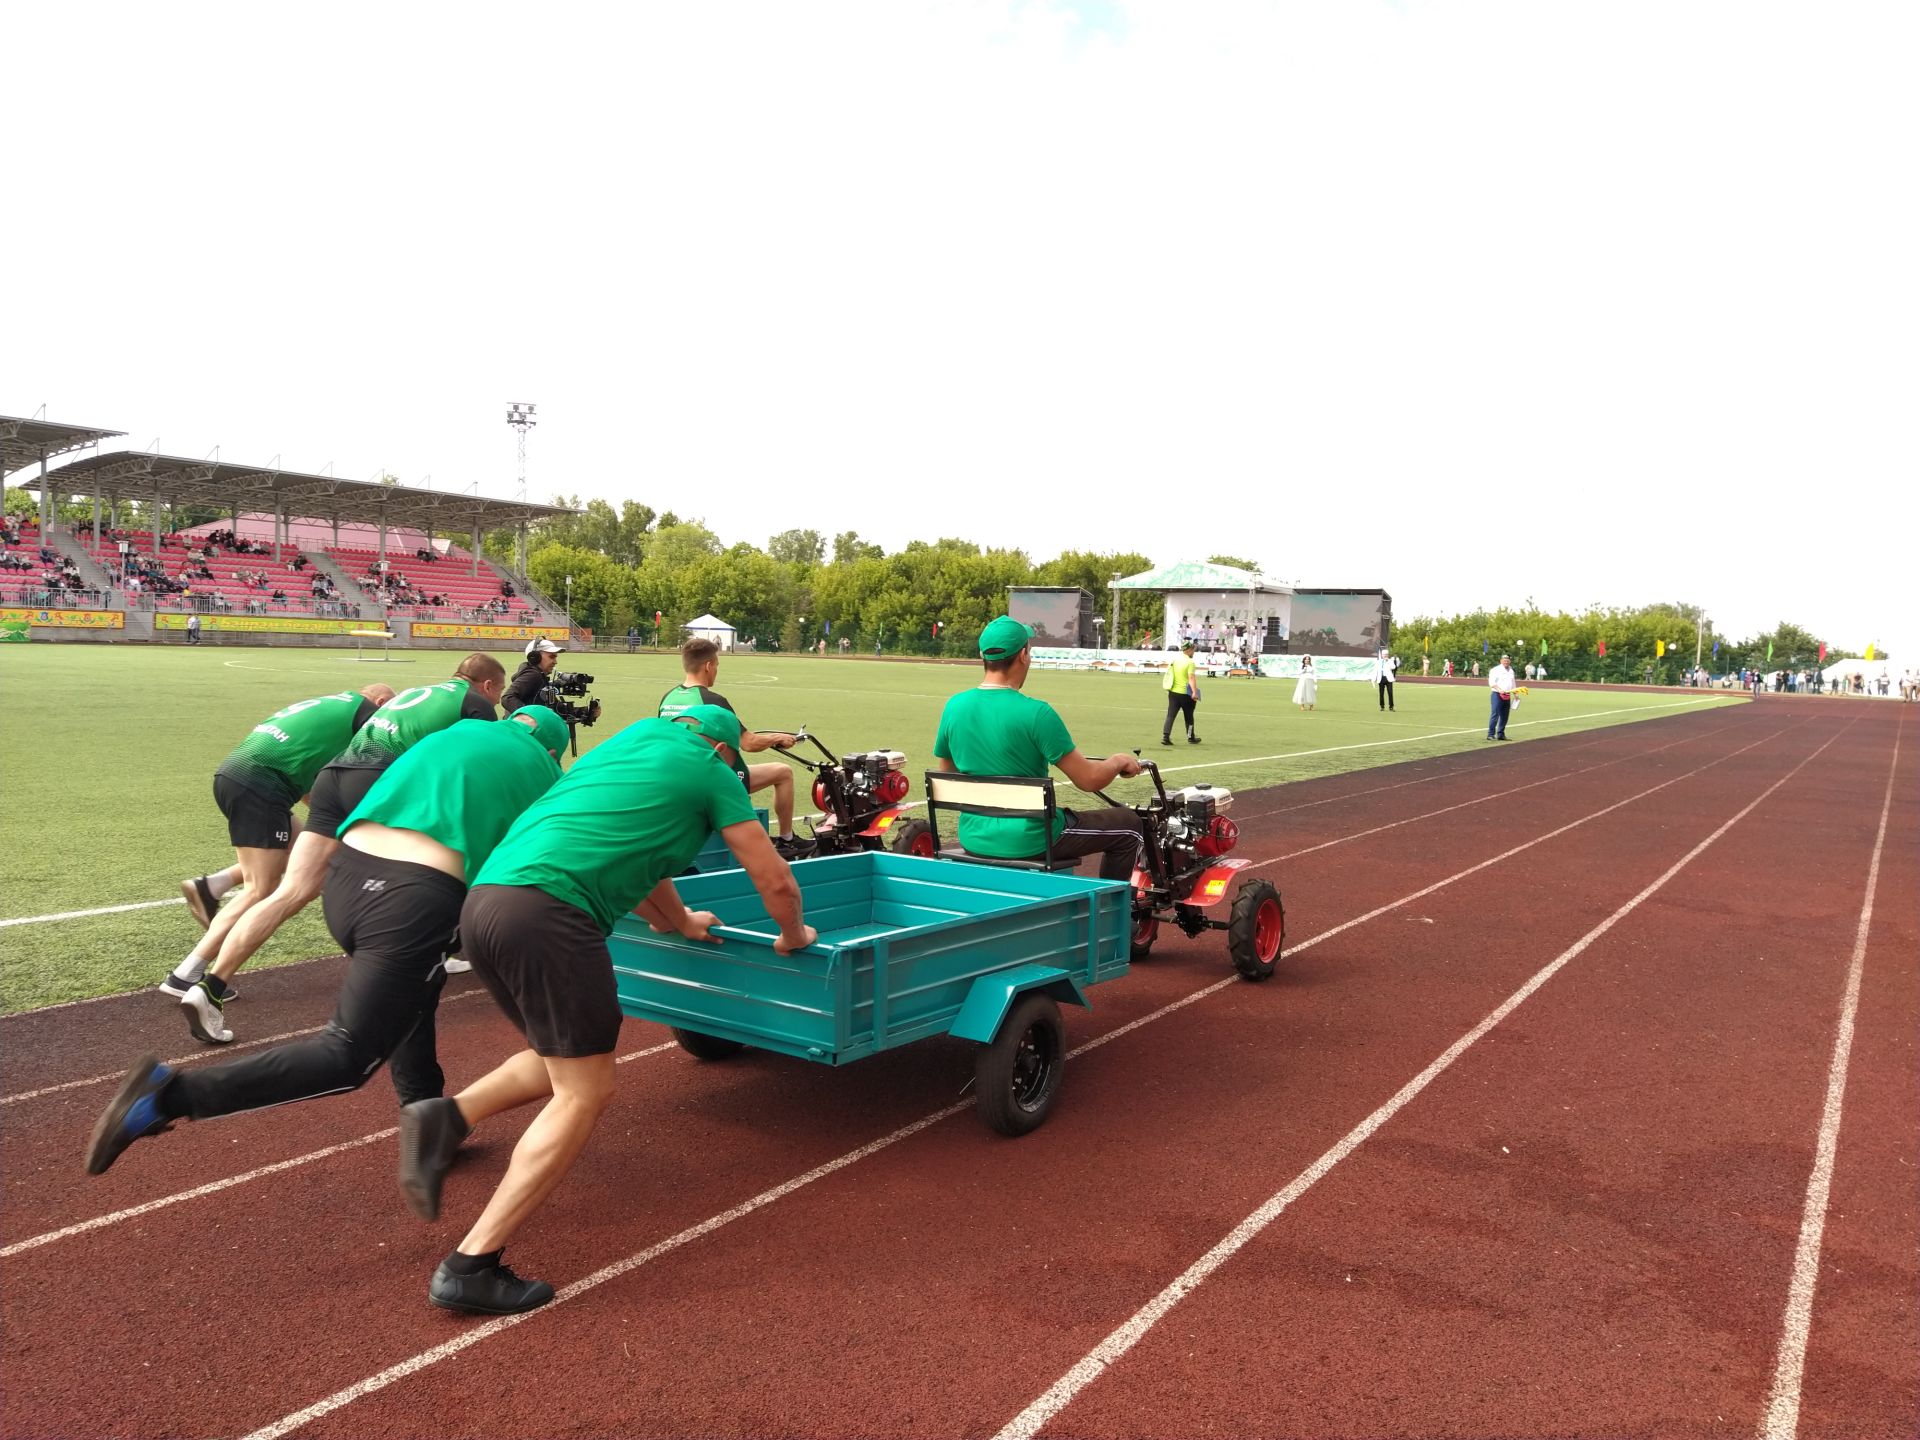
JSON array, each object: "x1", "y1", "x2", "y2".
[
  {"x1": 86, "y1": 706, "x2": 570, "y2": 1180},
  {"x1": 932, "y1": 615, "x2": 1146, "y2": 880},
  {"x1": 658, "y1": 636, "x2": 806, "y2": 854},
  {"x1": 1162, "y1": 638, "x2": 1202, "y2": 746},
  {"x1": 401, "y1": 705, "x2": 815, "y2": 1316},
  {"x1": 166, "y1": 654, "x2": 509, "y2": 1045},
  {"x1": 161, "y1": 683, "x2": 396, "y2": 1010}
]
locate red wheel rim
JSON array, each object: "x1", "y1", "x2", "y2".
[
  {"x1": 910, "y1": 830, "x2": 936, "y2": 858},
  {"x1": 1254, "y1": 897, "x2": 1283, "y2": 962},
  {"x1": 1132, "y1": 914, "x2": 1158, "y2": 946}
]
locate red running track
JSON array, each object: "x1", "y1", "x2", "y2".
[{"x1": 1, "y1": 701, "x2": 1911, "y2": 1439}]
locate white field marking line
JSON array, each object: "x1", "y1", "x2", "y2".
[
  {"x1": 1254, "y1": 713, "x2": 1773, "y2": 869},
  {"x1": 1760, "y1": 716, "x2": 1904, "y2": 1440},
  {"x1": 0, "y1": 897, "x2": 187, "y2": 928},
  {"x1": 0, "y1": 988, "x2": 488, "y2": 1107},
  {"x1": 0, "y1": 1040, "x2": 679, "y2": 1260},
  {"x1": 993, "y1": 725, "x2": 1848, "y2": 1440},
  {"x1": 234, "y1": 718, "x2": 1816, "y2": 1440},
  {"x1": 0, "y1": 696, "x2": 1728, "y2": 933}
]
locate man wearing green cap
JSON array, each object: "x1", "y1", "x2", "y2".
[
  {"x1": 933, "y1": 615, "x2": 1146, "y2": 880},
  {"x1": 85, "y1": 706, "x2": 570, "y2": 1179},
  {"x1": 402, "y1": 704, "x2": 814, "y2": 1316}
]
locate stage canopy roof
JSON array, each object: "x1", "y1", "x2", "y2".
[
  {"x1": 1113, "y1": 560, "x2": 1291, "y2": 594},
  {"x1": 25, "y1": 449, "x2": 573, "y2": 533},
  {"x1": 2, "y1": 415, "x2": 126, "y2": 479}
]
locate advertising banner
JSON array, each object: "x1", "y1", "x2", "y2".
[
  {"x1": 413, "y1": 622, "x2": 571, "y2": 643},
  {"x1": 0, "y1": 606, "x2": 125, "y2": 631},
  {"x1": 1031, "y1": 647, "x2": 1377, "y2": 680},
  {"x1": 154, "y1": 614, "x2": 364, "y2": 635}
]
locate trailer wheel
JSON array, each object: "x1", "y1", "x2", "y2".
[
  {"x1": 672, "y1": 1028, "x2": 746, "y2": 1061},
  {"x1": 1130, "y1": 911, "x2": 1159, "y2": 960},
  {"x1": 975, "y1": 993, "x2": 1065, "y2": 1136},
  {"x1": 888, "y1": 818, "x2": 937, "y2": 858},
  {"x1": 1226, "y1": 879, "x2": 1285, "y2": 982}
]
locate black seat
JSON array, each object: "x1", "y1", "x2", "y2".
[{"x1": 923, "y1": 772, "x2": 1080, "y2": 873}]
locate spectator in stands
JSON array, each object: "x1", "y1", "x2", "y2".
[{"x1": 288, "y1": 553, "x2": 307, "y2": 571}]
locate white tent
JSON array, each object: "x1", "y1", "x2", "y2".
[
  {"x1": 1821, "y1": 657, "x2": 1894, "y2": 690},
  {"x1": 684, "y1": 612, "x2": 737, "y2": 651}
]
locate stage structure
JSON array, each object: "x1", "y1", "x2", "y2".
[{"x1": 1112, "y1": 560, "x2": 1294, "y2": 654}]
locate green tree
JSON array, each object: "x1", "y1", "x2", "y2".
[
  {"x1": 832, "y1": 530, "x2": 884, "y2": 566},
  {"x1": 768, "y1": 528, "x2": 825, "y2": 567},
  {"x1": 1207, "y1": 554, "x2": 1261, "y2": 573}
]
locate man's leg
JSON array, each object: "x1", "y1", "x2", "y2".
[
  {"x1": 1051, "y1": 807, "x2": 1147, "y2": 883},
  {"x1": 1162, "y1": 692, "x2": 1182, "y2": 744},
  {"x1": 1386, "y1": 679, "x2": 1394, "y2": 710},
  {"x1": 179, "y1": 864, "x2": 245, "y2": 929},
  {"x1": 1181, "y1": 694, "x2": 1199, "y2": 742},
  {"x1": 746, "y1": 762, "x2": 796, "y2": 838},
  {"x1": 453, "y1": 1053, "x2": 616, "y2": 1258},
  {"x1": 1488, "y1": 691, "x2": 1500, "y2": 739},
  {"x1": 164, "y1": 844, "x2": 289, "y2": 999}
]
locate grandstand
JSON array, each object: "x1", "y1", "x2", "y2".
[{"x1": 4, "y1": 413, "x2": 577, "y2": 646}]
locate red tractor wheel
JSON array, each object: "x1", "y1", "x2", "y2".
[
  {"x1": 888, "y1": 818, "x2": 937, "y2": 858},
  {"x1": 1130, "y1": 911, "x2": 1159, "y2": 960},
  {"x1": 1226, "y1": 878, "x2": 1284, "y2": 982}
]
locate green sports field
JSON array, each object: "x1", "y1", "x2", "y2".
[{"x1": 0, "y1": 645, "x2": 1745, "y2": 1011}]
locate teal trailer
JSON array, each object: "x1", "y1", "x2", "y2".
[{"x1": 609, "y1": 851, "x2": 1130, "y2": 1134}]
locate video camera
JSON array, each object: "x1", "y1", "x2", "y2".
[{"x1": 538, "y1": 670, "x2": 601, "y2": 753}]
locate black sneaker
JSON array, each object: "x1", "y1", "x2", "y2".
[
  {"x1": 429, "y1": 1256, "x2": 555, "y2": 1315},
  {"x1": 179, "y1": 876, "x2": 219, "y2": 930},
  {"x1": 1187, "y1": 735, "x2": 1202, "y2": 744},
  {"x1": 1160, "y1": 738, "x2": 1173, "y2": 747},
  {"x1": 772, "y1": 834, "x2": 814, "y2": 860},
  {"x1": 85, "y1": 1056, "x2": 175, "y2": 1175},
  {"x1": 399, "y1": 1097, "x2": 472, "y2": 1221}
]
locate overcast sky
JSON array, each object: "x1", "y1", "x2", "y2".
[{"x1": 7, "y1": 1, "x2": 1914, "y2": 653}]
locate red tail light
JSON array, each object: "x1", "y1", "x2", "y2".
[{"x1": 1195, "y1": 815, "x2": 1239, "y2": 857}]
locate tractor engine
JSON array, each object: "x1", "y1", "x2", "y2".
[
  {"x1": 812, "y1": 750, "x2": 909, "y2": 813},
  {"x1": 1163, "y1": 783, "x2": 1238, "y2": 862}
]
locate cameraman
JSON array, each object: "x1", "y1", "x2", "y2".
[{"x1": 503, "y1": 638, "x2": 562, "y2": 713}]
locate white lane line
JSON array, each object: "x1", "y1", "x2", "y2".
[
  {"x1": 0, "y1": 898, "x2": 186, "y2": 928},
  {"x1": 0, "y1": 988, "x2": 486, "y2": 1107},
  {"x1": 1257, "y1": 713, "x2": 1777, "y2": 868},
  {"x1": 0, "y1": 1041, "x2": 678, "y2": 1258},
  {"x1": 1760, "y1": 718, "x2": 1904, "y2": 1440},
  {"x1": 0, "y1": 697, "x2": 1734, "y2": 934},
  {"x1": 236, "y1": 1097, "x2": 977, "y2": 1440},
  {"x1": 992, "y1": 725, "x2": 1847, "y2": 1440},
  {"x1": 234, "y1": 718, "x2": 1807, "y2": 1440}
]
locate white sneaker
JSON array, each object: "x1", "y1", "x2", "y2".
[
  {"x1": 443, "y1": 957, "x2": 473, "y2": 974},
  {"x1": 181, "y1": 983, "x2": 233, "y2": 1044}
]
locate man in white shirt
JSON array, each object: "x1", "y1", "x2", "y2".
[
  {"x1": 1374, "y1": 646, "x2": 1397, "y2": 712},
  {"x1": 1488, "y1": 653, "x2": 1517, "y2": 740}
]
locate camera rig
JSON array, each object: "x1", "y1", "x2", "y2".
[{"x1": 539, "y1": 670, "x2": 601, "y2": 755}]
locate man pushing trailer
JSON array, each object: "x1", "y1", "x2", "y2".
[
  {"x1": 86, "y1": 707, "x2": 571, "y2": 1177},
  {"x1": 397, "y1": 705, "x2": 816, "y2": 1315}
]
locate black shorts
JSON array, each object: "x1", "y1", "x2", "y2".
[
  {"x1": 213, "y1": 773, "x2": 294, "y2": 851},
  {"x1": 322, "y1": 846, "x2": 466, "y2": 972},
  {"x1": 460, "y1": 885, "x2": 621, "y2": 1058},
  {"x1": 306, "y1": 759, "x2": 392, "y2": 841}
]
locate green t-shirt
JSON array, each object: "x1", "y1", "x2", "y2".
[
  {"x1": 340, "y1": 718, "x2": 562, "y2": 884},
  {"x1": 1164, "y1": 653, "x2": 1197, "y2": 694},
  {"x1": 339, "y1": 679, "x2": 490, "y2": 764},
  {"x1": 475, "y1": 716, "x2": 760, "y2": 934},
  {"x1": 658, "y1": 683, "x2": 749, "y2": 783},
  {"x1": 931, "y1": 686, "x2": 1075, "y2": 858},
  {"x1": 218, "y1": 692, "x2": 378, "y2": 806}
]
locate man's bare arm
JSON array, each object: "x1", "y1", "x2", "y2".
[
  {"x1": 1056, "y1": 747, "x2": 1144, "y2": 794},
  {"x1": 719, "y1": 820, "x2": 815, "y2": 953}
]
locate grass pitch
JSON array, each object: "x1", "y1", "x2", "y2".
[{"x1": 0, "y1": 644, "x2": 1743, "y2": 1011}]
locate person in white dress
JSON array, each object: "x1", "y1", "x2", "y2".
[{"x1": 1292, "y1": 655, "x2": 1318, "y2": 711}]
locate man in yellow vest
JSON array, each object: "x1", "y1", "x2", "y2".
[{"x1": 1162, "y1": 640, "x2": 1201, "y2": 746}]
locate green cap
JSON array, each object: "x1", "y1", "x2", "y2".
[
  {"x1": 978, "y1": 615, "x2": 1034, "y2": 660},
  {"x1": 510, "y1": 704, "x2": 569, "y2": 757},
  {"x1": 673, "y1": 704, "x2": 743, "y2": 754}
]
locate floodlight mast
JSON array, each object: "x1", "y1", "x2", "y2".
[{"x1": 506, "y1": 401, "x2": 536, "y2": 576}]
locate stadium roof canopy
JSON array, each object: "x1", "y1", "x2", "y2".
[
  {"x1": 26, "y1": 449, "x2": 573, "y2": 533},
  {"x1": 1113, "y1": 559, "x2": 1292, "y2": 594},
  {"x1": 1, "y1": 414, "x2": 126, "y2": 479}
]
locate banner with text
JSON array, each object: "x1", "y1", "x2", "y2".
[
  {"x1": 413, "y1": 621, "x2": 571, "y2": 643},
  {"x1": 1, "y1": 606, "x2": 125, "y2": 631},
  {"x1": 155, "y1": 614, "x2": 364, "y2": 635}
]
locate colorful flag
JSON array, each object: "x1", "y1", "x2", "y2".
[
  {"x1": 1482, "y1": 640, "x2": 1488, "y2": 654},
  {"x1": 653, "y1": 610, "x2": 662, "y2": 625},
  {"x1": 1819, "y1": 642, "x2": 1827, "y2": 662},
  {"x1": 1540, "y1": 638, "x2": 1548, "y2": 655},
  {"x1": 824, "y1": 619, "x2": 831, "y2": 634},
  {"x1": 1712, "y1": 640, "x2": 1720, "y2": 657},
  {"x1": 1656, "y1": 639, "x2": 1666, "y2": 657},
  {"x1": 1865, "y1": 642, "x2": 1877, "y2": 660},
  {"x1": 1598, "y1": 639, "x2": 1607, "y2": 657},
  {"x1": 1423, "y1": 633, "x2": 1430, "y2": 653},
  {"x1": 1766, "y1": 640, "x2": 1774, "y2": 662}
]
